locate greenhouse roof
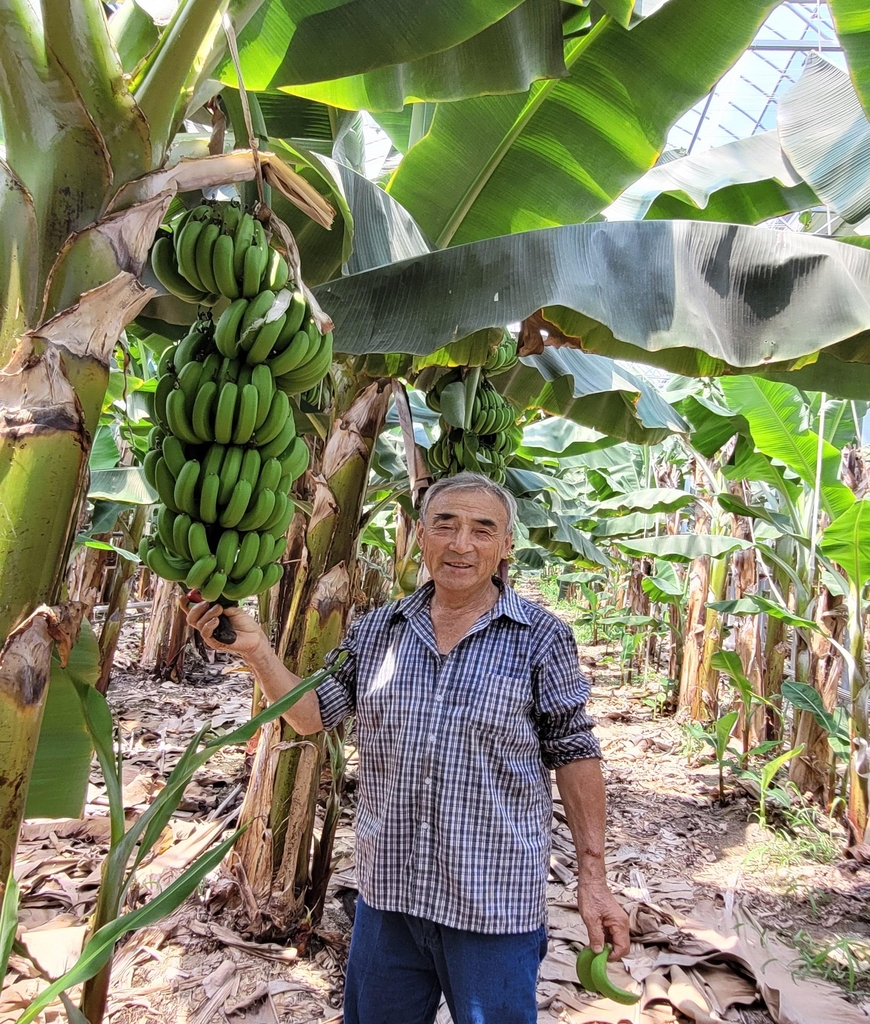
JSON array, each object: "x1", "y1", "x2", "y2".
[{"x1": 666, "y1": 2, "x2": 843, "y2": 156}]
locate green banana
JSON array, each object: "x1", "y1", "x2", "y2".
[
  {"x1": 173, "y1": 459, "x2": 201, "y2": 517},
  {"x1": 219, "y1": 479, "x2": 252, "y2": 528},
  {"x1": 192, "y1": 379, "x2": 218, "y2": 442},
  {"x1": 156, "y1": 346, "x2": 175, "y2": 378},
  {"x1": 217, "y1": 445, "x2": 243, "y2": 505},
  {"x1": 172, "y1": 513, "x2": 194, "y2": 561},
  {"x1": 212, "y1": 230, "x2": 240, "y2": 299},
  {"x1": 219, "y1": 203, "x2": 242, "y2": 232},
  {"x1": 239, "y1": 448, "x2": 262, "y2": 489},
  {"x1": 258, "y1": 414, "x2": 296, "y2": 461},
  {"x1": 151, "y1": 236, "x2": 208, "y2": 303},
  {"x1": 239, "y1": 290, "x2": 276, "y2": 348},
  {"x1": 261, "y1": 490, "x2": 289, "y2": 532},
  {"x1": 200, "y1": 569, "x2": 228, "y2": 603},
  {"x1": 237, "y1": 488, "x2": 275, "y2": 531},
  {"x1": 202, "y1": 442, "x2": 225, "y2": 479},
  {"x1": 255, "y1": 532, "x2": 276, "y2": 568},
  {"x1": 254, "y1": 457, "x2": 282, "y2": 497},
  {"x1": 176, "y1": 360, "x2": 203, "y2": 406},
  {"x1": 272, "y1": 535, "x2": 288, "y2": 561},
  {"x1": 275, "y1": 291, "x2": 307, "y2": 346},
  {"x1": 156, "y1": 506, "x2": 177, "y2": 553},
  {"x1": 253, "y1": 389, "x2": 291, "y2": 447},
  {"x1": 233, "y1": 383, "x2": 259, "y2": 444},
  {"x1": 230, "y1": 530, "x2": 261, "y2": 580},
  {"x1": 214, "y1": 381, "x2": 238, "y2": 445},
  {"x1": 216, "y1": 356, "x2": 240, "y2": 388},
  {"x1": 214, "y1": 298, "x2": 248, "y2": 358},
  {"x1": 185, "y1": 554, "x2": 218, "y2": 590},
  {"x1": 232, "y1": 212, "x2": 255, "y2": 278},
  {"x1": 187, "y1": 523, "x2": 211, "y2": 563},
  {"x1": 575, "y1": 948, "x2": 596, "y2": 992},
  {"x1": 147, "y1": 542, "x2": 193, "y2": 583},
  {"x1": 199, "y1": 472, "x2": 220, "y2": 524},
  {"x1": 152, "y1": 373, "x2": 175, "y2": 431},
  {"x1": 174, "y1": 326, "x2": 208, "y2": 370},
  {"x1": 237, "y1": 363, "x2": 253, "y2": 389},
  {"x1": 143, "y1": 449, "x2": 161, "y2": 488},
  {"x1": 245, "y1": 312, "x2": 286, "y2": 366},
  {"x1": 251, "y1": 364, "x2": 275, "y2": 430},
  {"x1": 215, "y1": 529, "x2": 240, "y2": 575},
  {"x1": 267, "y1": 329, "x2": 313, "y2": 376},
  {"x1": 256, "y1": 561, "x2": 284, "y2": 593},
  {"x1": 276, "y1": 434, "x2": 309, "y2": 482},
  {"x1": 154, "y1": 458, "x2": 180, "y2": 512},
  {"x1": 274, "y1": 332, "x2": 333, "y2": 394},
  {"x1": 222, "y1": 565, "x2": 263, "y2": 601},
  {"x1": 242, "y1": 221, "x2": 269, "y2": 297},
  {"x1": 175, "y1": 218, "x2": 208, "y2": 290},
  {"x1": 269, "y1": 249, "x2": 290, "y2": 290},
  {"x1": 589, "y1": 948, "x2": 639, "y2": 1006},
  {"x1": 195, "y1": 220, "x2": 221, "y2": 294},
  {"x1": 161, "y1": 434, "x2": 188, "y2": 478},
  {"x1": 166, "y1": 387, "x2": 200, "y2": 445},
  {"x1": 266, "y1": 496, "x2": 295, "y2": 539}
]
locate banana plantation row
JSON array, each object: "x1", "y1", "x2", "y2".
[{"x1": 3, "y1": 0, "x2": 870, "y2": 1020}]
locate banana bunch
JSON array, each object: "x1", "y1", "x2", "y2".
[
  {"x1": 150, "y1": 203, "x2": 290, "y2": 305},
  {"x1": 575, "y1": 946, "x2": 639, "y2": 1006},
  {"x1": 483, "y1": 331, "x2": 518, "y2": 375},
  {"x1": 141, "y1": 199, "x2": 335, "y2": 603},
  {"x1": 426, "y1": 426, "x2": 516, "y2": 484},
  {"x1": 467, "y1": 384, "x2": 517, "y2": 436}
]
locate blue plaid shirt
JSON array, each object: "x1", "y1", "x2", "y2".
[{"x1": 316, "y1": 580, "x2": 600, "y2": 934}]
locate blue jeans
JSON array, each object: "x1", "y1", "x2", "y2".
[{"x1": 343, "y1": 897, "x2": 548, "y2": 1024}]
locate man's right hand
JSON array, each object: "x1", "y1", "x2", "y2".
[{"x1": 182, "y1": 598, "x2": 268, "y2": 659}]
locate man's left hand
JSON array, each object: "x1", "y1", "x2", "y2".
[{"x1": 577, "y1": 879, "x2": 630, "y2": 960}]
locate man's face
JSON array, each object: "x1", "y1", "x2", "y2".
[{"x1": 416, "y1": 488, "x2": 513, "y2": 596}]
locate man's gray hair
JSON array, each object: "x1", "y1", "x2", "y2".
[{"x1": 419, "y1": 472, "x2": 517, "y2": 532}]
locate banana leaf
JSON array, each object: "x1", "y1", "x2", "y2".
[
  {"x1": 830, "y1": 0, "x2": 870, "y2": 124},
  {"x1": 594, "y1": 488, "x2": 695, "y2": 516},
  {"x1": 25, "y1": 620, "x2": 100, "y2": 819},
  {"x1": 720, "y1": 377, "x2": 855, "y2": 521},
  {"x1": 223, "y1": 0, "x2": 535, "y2": 92},
  {"x1": 641, "y1": 559, "x2": 684, "y2": 602},
  {"x1": 605, "y1": 131, "x2": 816, "y2": 225},
  {"x1": 615, "y1": 534, "x2": 753, "y2": 562},
  {"x1": 707, "y1": 596, "x2": 821, "y2": 633},
  {"x1": 820, "y1": 497, "x2": 870, "y2": 589},
  {"x1": 88, "y1": 467, "x2": 157, "y2": 505},
  {"x1": 313, "y1": 221, "x2": 870, "y2": 397},
  {"x1": 387, "y1": 0, "x2": 777, "y2": 245},
  {"x1": 280, "y1": 0, "x2": 567, "y2": 111},
  {"x1": 778, "y1": 54, "x2": 870, "y2": 226},
  {"x1": 518, "y1": 419, "x2": 617, "y2": 458}
]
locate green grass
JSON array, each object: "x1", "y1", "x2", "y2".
[{"x1": 791, "y1": 931, "x2": 870, "y2": 993}]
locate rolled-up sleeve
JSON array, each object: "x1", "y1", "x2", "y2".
[
  {"x1": 316, "y1": 622, "x2": 359, "y2": 730},
  {"x1": 533, "y1": 624, "x2": 601, "y2": 769}
]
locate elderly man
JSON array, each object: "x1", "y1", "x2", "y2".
[{"x1": 186, "y1": 472, "x2": 629, "y2": 1024}]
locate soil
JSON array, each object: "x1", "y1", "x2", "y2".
[{"x1": 7, "y1": 575, "x2": 870, "y2": 1023}]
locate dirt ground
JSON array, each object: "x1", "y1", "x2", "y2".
[{"x1": 7, "y1": 577, "x2": 870, "y2": 1024}]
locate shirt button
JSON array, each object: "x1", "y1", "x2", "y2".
[
  {"x1": 428, "y1": 734, "x2": 436, "y2": 743},
  {"x1": 424, "y1": 777, "x2": 431, "y2": 786},
  {"x1": 434, "y1": 693, "x2": 444, "y2": 702},
  {"x1": 420, "y1": 822, "x2": 429, "y2": 831}
]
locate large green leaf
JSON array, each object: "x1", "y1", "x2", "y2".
[
  {"x1": 820, "y1": 498, "x2": 870, "y2": 589},
  {"x1": 518, "y1": 418, "x2": 618, "y2": 458},
  {"x1": 89, "y1": 467, "x2": 157, "y2": 505},
  {"x1": 778, "y1": 54, "x2": 870, "y2": 226},
  {"x1": 594, "y1": 488, "x2": 695, "y2": 516},
  {"x1": 614, "y1": 534, "x2": 753, "y2": 562},
  {"x1": 720, "y1": 377, "x2": 854, "y2": 521},
  {"x1": 496, "y1": 349, "x2": 686, "y2": 444},
  {"x1": 314, "y1": 221, "x2": 870, "y2": 395},
  {"x1": 707, "y1": 596, "x2": 821, "y2": 633},
  {"x1": 282, "y1": 0, "x2": 567, "y2": 111},
  {"x1": 225, "y1": 0, "x2": 529, "y2": 91},
  {"x1": 386, "y1": 0, "x2": 776, "y2": 246},
  {"x1": 605, "y1": 131, "x2": 817, "y2": 225},
  {"x1": 641, "y1": 559, "x2": 684, "y2": 602},
  {"x1": 830, "y1": 0, "x2": 870, "y2": 121},
  {"x1": 25, "y1": 620, "x2": 100, "y2": 819}
]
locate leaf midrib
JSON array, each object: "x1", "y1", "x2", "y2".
[{"x1": 434, "y1": 19, "x2": 609, "y2": 248}]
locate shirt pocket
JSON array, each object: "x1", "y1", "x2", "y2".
[{"x1": 464, "y1": 674, "x2": 532, "y2": 730}]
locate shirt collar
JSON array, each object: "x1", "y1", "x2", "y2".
[{"x1": 390, "y1": 578, "x2": 531, "y2": 626}]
